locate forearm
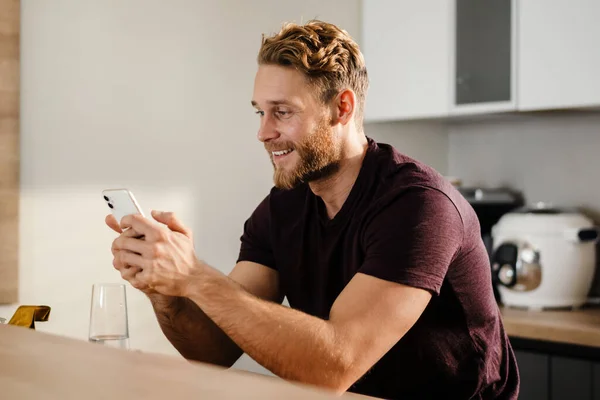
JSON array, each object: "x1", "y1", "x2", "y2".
[
  {"x1": 148, "y1": 293, "x2": 243, "y2": 367},
  {"x1": 186, "y1": 268, "x2": 354, "y2": 392}
]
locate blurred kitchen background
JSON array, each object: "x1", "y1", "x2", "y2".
[{"x1": 1, "y1": 0, "x2": 600, "y2": 396}]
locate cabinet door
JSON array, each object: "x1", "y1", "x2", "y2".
[
  {"x1": 514, "y1": 350, "x2": 549, "y2": 400},
  {"x1": 518, "y1": 0, "x2": 600, "y2": 111},
  {"x1": 593, "y1": 363, "x2": 600, "y2": 400},
  {"x1": 453, "y1": 0, "x2": 514, "y2": 111},
  {"x1": 551, "y1": 356, "x2": 592, "y2": 400},
  {"x1": 361, "y1": 0, "x2": 451, "y2": 121}
]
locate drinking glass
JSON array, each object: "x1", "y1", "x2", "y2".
[{"x1": 88, "y1": 283, "x2": 130, "y2": 349}]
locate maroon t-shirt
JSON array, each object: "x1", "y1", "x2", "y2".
[{"x1": 237, "y1": 138, "x2": 519, "y2": 399}]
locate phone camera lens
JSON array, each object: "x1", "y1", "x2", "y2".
[
  {"x1": 103, "y1": 196, "x2": 109, "y2": 201},
  {"x1": 108, "y1": 203, "x2": 114, "y2": 209}
]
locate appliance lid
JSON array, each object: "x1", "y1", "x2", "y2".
[
  {"x1": 492, "y1": 202, "x2": 597, "y2": 238},
  {"x1": 458, "y1": 187, "x2": 522, "y2": 205},
  {"x1": 511, "y1": 202, "x2": 576, "y2": 214}
]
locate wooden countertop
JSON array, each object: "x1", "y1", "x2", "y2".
[
  {"x1": 0, "y1": 324, "x2": 376, "y2": 400},
  {"x1": 500, "y1": 306, "x2": 600, "y2": 348},
  {"x1": 6, "y1": 308, "x2": 598, "y2": 399}
]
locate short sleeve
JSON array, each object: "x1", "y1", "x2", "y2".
[
  {"x1": 359, "y1": 187, "x2": 464, "y2": 295},
  {"x1": 236, "y1": 194, "x2": 277, "y2": 270}
]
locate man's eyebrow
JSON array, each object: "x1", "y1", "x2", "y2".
[{"x1": 251, "y1": 100, "x2": 295, "y2": 107}]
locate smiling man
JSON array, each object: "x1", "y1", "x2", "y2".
[{"x1": 107, "y1": 20, "x2": 520, "y2": 399}]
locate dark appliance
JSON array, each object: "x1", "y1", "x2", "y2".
[{"x1": 457, "y1": 187, "x2": 524, "y2": 303}]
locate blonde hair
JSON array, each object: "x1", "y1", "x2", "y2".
[{"x1": 257, "y1": 20, "x2": 369, "y2": 129}]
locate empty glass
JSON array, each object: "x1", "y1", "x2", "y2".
[{"x1": 88, "y1": 283, "x2": 130, "y2": 350}]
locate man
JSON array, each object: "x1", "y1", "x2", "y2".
[{"x1": 107, "y1": 20, "x2": 519, "y2": 399}]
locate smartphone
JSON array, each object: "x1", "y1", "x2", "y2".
[{"x1": 102, "y1": 189, "x2": 145, "y2": 224}]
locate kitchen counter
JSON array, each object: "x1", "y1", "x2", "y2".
[
  {"x1": 500, "y1": 305, "x2": 600, "y2": 348},
  {"x1": 0, "y1": 324, "x2": 376, "y2": 400}
]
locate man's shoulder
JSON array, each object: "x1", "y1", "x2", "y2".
[
  {"x1": 369, "y1": 141, "x2": 454, "y2": 199},
  {"x1": 367, "y1": 139, "x2": 473, "y2": 222}
]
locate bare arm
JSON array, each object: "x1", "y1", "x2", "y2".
[
  {"x1": 148, "y1": 261, "x2": 282, "y2": 367},
  {"x1": 184, "y1": 267, "x2": 431, "y2": 394}
]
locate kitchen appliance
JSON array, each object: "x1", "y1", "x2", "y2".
[
  {"x1": 491, "y1": 203, "x2": 599, "y2": 310},
  {"x1": 456, "y1": 187, "x2": 523, "y2": 303},
  {"x1": 457, "y1": 187, "x2": 523, "y2": 256}
]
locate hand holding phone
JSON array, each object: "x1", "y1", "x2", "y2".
[{"x1": 102, "y1": 189, "x2": 144, "y2": 233}]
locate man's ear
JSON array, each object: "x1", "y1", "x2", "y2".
[{"x1": 332, "y1": 89, "x2": 356, "y2": 126}]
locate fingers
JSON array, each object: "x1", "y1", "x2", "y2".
[
  {"x1": 114, "y1": 261, "x2": 149, "y2": 292},
  {"x1": 119, "y1": 211, "x2": 192, "y2": 242},
  {"x1": 129, "y1": 276, "x2": 152, "y2": 292},
  {"x1": 120, "y1": 264, "x2": 142, "y2": 281},
  {"x1": 133, "y1": 267, "x2": 154, "y2": 290},
  {"x1": 115, "y1": 250, "x2": 147, "y2": 270},
  {"x1": 112, "y1": 251, "x2": 150, "y2": 291},
  {"x1": 122, "y1": 263, "x2": 153, "y2": 292},
  {"x1": 151, "y1": 210, "x2": 192, "y2": 237},
  {"x1": 105, "y1": 214, "x2": 123, "y2": 233},
  {"x1": 112, "y1": 235, "x2": 151, "y2": 257},
  {"x1": 112, "y1": 250, "x2": 137, "y2": 272},
  {"x1": 123, "y1": 228, "x2": 145, "y2": 240},
  {"x1": 120, "y1": 214, "x2": 163, "y2": 241}
]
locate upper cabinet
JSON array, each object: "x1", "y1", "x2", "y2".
[
  {"x1": 453, "y1": 0, "x2": 515, "y2": 115},
  {"x1": 362, "y1": 0, "x2": 600, "y2": 122},
  {"x1": 517, "y1": 0, "x2": 600, "y2": 111},
  {"x1": 361, "y1": 1, "x2": 452, "y2": 121}
]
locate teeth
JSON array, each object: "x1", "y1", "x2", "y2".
[{"x1": 272, "y1": 149, "x2": 292, "y2": 156}]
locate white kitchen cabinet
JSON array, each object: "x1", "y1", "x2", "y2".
[
  {"x1": 517, "y1": 0, "x2": 600, "y2": 111},
  {"x1": 362, "y1": 0, "x2": 516, "y2": 122},
  {"x1": 362, "y1": 0, "x2": 600, "y2": 121},
  {"x1": 361, "y1": 0, "x2": 452, "y2": 121}
]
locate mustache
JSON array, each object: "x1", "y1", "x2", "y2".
[{"x1": 265, "y1": 142, "x2": 296, "y2": 152}]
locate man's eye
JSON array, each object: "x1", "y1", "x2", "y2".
[
  {"x1": 276, "y1": 111, "x2": 291, "y2": 118},
  {"x1": 255, "y1": 110, "x2": 264, "y2": 117}
]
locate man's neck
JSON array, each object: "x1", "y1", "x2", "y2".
[{"x1": 309, "y1": 135, "x2": 368, "y2": 220}]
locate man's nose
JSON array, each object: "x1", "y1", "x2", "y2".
[{"x1": 257, "y1": 114, "x2": 280, "y2": 143}]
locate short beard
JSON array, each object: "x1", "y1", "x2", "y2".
[{"x1": 272, "y1": 118, "x2": 342, "y2": 190}]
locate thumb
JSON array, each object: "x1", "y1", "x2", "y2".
[{"x1": 151, "y1": 210, "x2": 192, "y2": 237}]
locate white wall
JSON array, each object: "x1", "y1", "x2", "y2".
[
  {"x1": 1, "y1": 0, "x2": 448, "y2": 375},
  {"x1": 366, "y1": 120, "x2": 448, "y2": 174},
  {"x1": 448, "y1": 112, "x2": 600, "y2": 215}
]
